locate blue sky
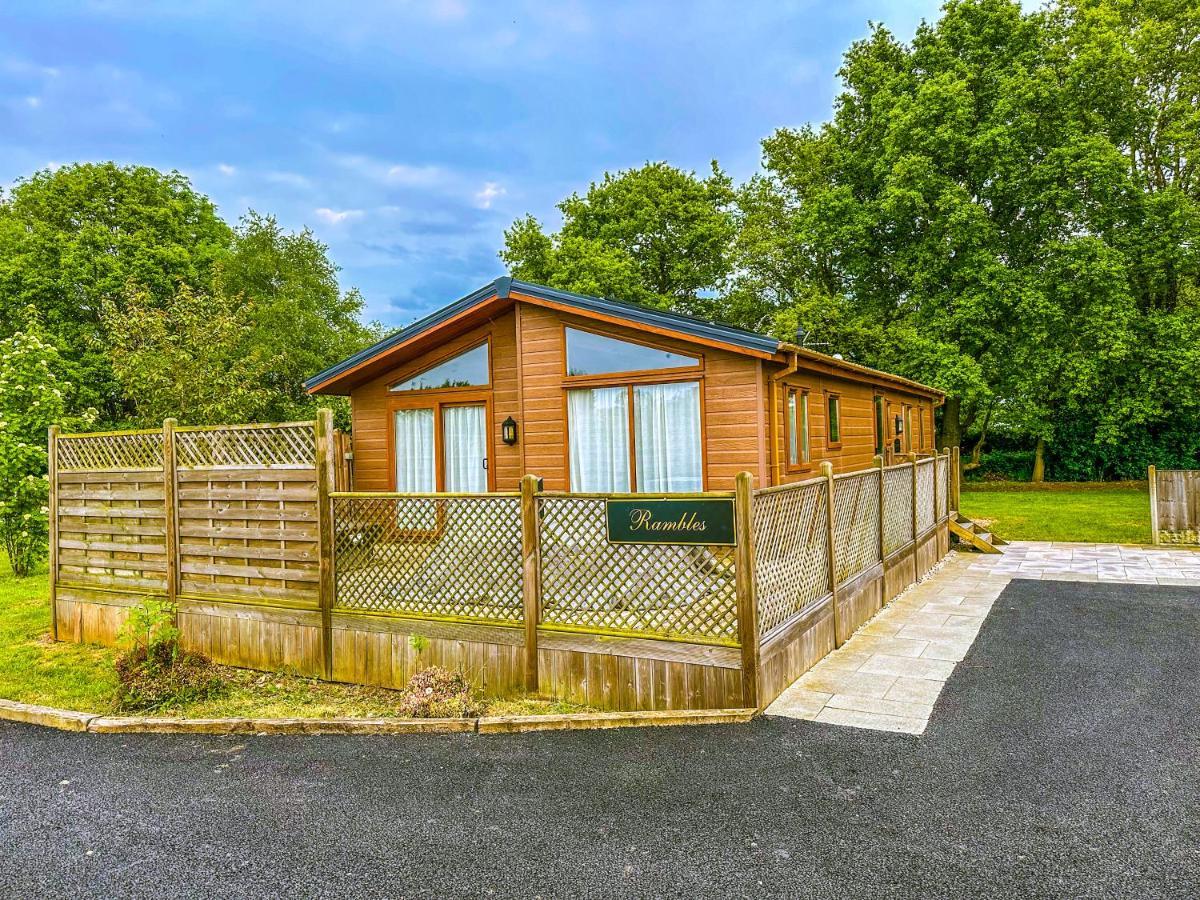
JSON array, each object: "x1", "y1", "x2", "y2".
[{"x1": 0, "y1": 1, "x2": 943, "y2": 327}]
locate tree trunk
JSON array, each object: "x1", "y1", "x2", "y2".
[
  {"x1": 1032, "y1": 437, "x2": 1046, "y2": 483},
  {"x1": 966, "y1": 402, "x2": 994, "y2": 470},
  {"x1": 939, "y1": 396, "x2": 962, "y2": 450}
]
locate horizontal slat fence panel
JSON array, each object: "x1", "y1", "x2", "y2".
[
  {"x1": 54, "y1": 431, "x2": 168, "y2": 601},
  {"x1": 175, "y1": 423, "x2": 321, "y2": 608}
]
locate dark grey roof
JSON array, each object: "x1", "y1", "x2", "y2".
[{"x1": 304, "y1": 277, "x2": 781, "y2": 391}]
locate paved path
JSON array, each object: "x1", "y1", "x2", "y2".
[
  {"x1": 3, "y1": 578, "x2": 1198, "y2": 898},
  {"x1": 768, "y1": 542, "x2": 1200, "y2": 733}
]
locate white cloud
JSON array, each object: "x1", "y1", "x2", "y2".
[
  {"x1": 217, "y1": 163, "x2": 237, "y2": 176},
  {"x1": 266, "y1": 171, "x2": 311, "y2": 188},
  {"x1": 473, "y1": 181, "x2": 506, "y2": 209},
  {"x1": 314, "y1": 207, "x2": 364, "y2": 225},
  {"x1": 24, "y1": 96, "x2": 41, "y2": 108},
  {"x1": 386, "y1": 162, "x2": 446, "y2": 187}
]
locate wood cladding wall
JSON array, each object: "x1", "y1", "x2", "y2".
[{"x1": 769, "y1": 370, "x2": 939, "y2": 482}]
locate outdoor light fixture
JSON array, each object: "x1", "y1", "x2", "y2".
[{"x1": 501, "y1": 416, "x2": 519, "y2": 446}]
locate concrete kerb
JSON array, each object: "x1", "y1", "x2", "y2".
[{"x1": 0, "y1": 698, "x2": 756, "y2": 736}]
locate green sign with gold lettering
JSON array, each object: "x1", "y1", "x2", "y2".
[{"x1": 604, "y1": 498, "x2": 736, "y2": 546}]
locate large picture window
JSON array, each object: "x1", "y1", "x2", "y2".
[{"x1": 567, "y1": 381, "x2": 702, "y2": 492}]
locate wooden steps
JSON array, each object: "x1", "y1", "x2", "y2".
[{"x1": 949, "y1": 513, "x2": 1005, "y2": 554}]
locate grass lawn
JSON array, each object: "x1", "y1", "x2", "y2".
[
  {"x1": 959, "y1": 481, "x2": 1152, "y2": 544},
  {"x1": 0, "y1": 558, "x2": 586, "y2": 718}
]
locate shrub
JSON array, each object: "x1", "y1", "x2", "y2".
[
  {"x1": 0, "y1": 315, "x2": 94, "y2": 576},
  {"x1": 397, "y1": 666, "x2": 481, "y2": 719},
  {"x1": 963, "y1": 449, "x2": 1035, "y2": 482},
  {"x1": 114, "y1": 600, "x2": 224, "y2": 712}
]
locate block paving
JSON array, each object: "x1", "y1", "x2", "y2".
[{"x1": 766, "y1": 541, "x2": 1200, "y2": 733}]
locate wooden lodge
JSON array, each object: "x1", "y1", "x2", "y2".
[{"x1": 305, "y1": 278, "x2": 944, "y2": 492}]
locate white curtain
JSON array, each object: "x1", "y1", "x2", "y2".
[
  {"x1": 394, "y1": 408, "x2": 435, "y2": 492},
  {"x1": 634, "y1": 381, "x2": 701, "y2": 492},
  {"x1": 442, "y1": 404, "x2": 487, "y2": 492},
  {"x1": 568, "y1": 387, "x2": 630, "y2": 492}
]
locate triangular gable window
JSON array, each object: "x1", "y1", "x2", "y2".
[
  {"x1": 390, "y1": 343, "x2": 489, "y2": 391},
  {"x1": 565, "y1": 327, "x2": 699, "y2": 377}
]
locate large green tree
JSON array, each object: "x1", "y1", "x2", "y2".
[
  {"x1": 729, "y1": 0, "x2": 1200, "y2": 478},
  {"x1": 0, "y1": 163, "x2": 232, "y2": 421},
  {"x1": 500, "y1": 161, "x2": 736, "y2": 313},
  {"x1": 0, "y1": 164, "x2": 377, "y2": 429}
]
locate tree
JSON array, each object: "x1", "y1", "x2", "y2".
[
  {"x1": 220, "y1": 213, "x2": 378, "y2": 422},
  {"x1": 103, "y1": 280, "x2": 279, "y2": 427},
  {"x1": 0, "y1": 313, "x2": 91, "y2": 576},
  {"x1": 727, "y1": 0, "x2": 1200, "y2": 477},
  {"x1": 500, "y1": 162, "x2": 737, "y2": 313},
  {"x1": 0, "y1": 163, "x2": 232, "y2": 423}
]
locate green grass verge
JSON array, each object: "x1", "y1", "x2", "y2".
[
  {"x1": 960, "y1": 481, "x2": 1151, "y2": 544},
  {"x1": 0, "y1": 559, "x2": 588, "y2": 719}
]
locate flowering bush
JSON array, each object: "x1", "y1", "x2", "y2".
[{"x1": 0, "y1": 316, "x2": 92, "y2": 576}]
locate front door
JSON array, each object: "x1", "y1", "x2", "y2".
[
  {"x1": 392, "y1": 398, "x2": 490, "y2": 492},
  {"x1": 441, "y1": 403, "x2": 487, "y2": 492}
]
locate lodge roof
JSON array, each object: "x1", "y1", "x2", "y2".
[{"x1": 304, "y1": 277, "x2": 943, "y2": 398}]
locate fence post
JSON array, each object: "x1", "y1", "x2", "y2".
[
  {"x1": 520, "y1": 473, "x2": 541, "y2": 693},
  {"x1": 821, "y1": 461, "x2": 841, "y2": 647},
  {"x1": 1148, "y1": 465, "x2": 1159, "y2": 545},
  {"x1": 910, "y1": 454, "x2": 920, "y2": 545},
  {"x1": 734, "y1": 471, "x2": 760, "y2": 709},
  {"x1": 47, "y1": 424, "x2": 59, "y2": 641},
  {"x1": 315, "y1": 409, "x2": 336, "y2": 680},
  {"x1": 162, "y1": 419, "x2": 180, "y2": 627},
  {"x1": 873, "y1": 454, "x2": 885, "y2": 564},
  {"x1": 950, "y1": 445, "x2": 961, "y2": 512}
]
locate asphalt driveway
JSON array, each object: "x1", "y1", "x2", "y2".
[{"x1": 2, "y1": 579, "x2": 1198, "y2": 898}]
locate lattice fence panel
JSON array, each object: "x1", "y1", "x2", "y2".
[
  {"x1": 753, "y1": 481, "x2": 829, "y2": 636},
  {"x1": 538, "y1": 497, "x2": 738, "y2": 641},
  {"x1": 883, "y1": 465, "x2": 914, "y2": 556},
  {"x1": 833, "y1": 470, "x2": 881, "y2": 583},
  {"x1": 916, "y1": 459, "x2": 936, "y2": 535},
  {"x1": 58, "y1": 431, "x2": 164, "y2": 471},
  {"x1": 333, "y1": 496, "x2": 523, "y2": 623},
  {"x1": 935, "y1": 455, "x2": 948, "y2": 520},
  {"x1": 177, "y1": 424, "x2": 315, "y2": 469}
]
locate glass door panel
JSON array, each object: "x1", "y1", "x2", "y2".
[
  {"x1": 442, "y1": 404, "x2": 487, "y2": 492},
  {"x1": 394, "y1": 408, "x2": 436, "y2": 492}
]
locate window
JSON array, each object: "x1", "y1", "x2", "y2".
[
  {"x1": 567, "y1": 381, "x2": 702, "y2": 492},
  {"x1": 785, "y1": 388, "x2": 810, "y2": 468},
  {"x1": 874, "y1": 396, "x2": 886, "y2": 456},
  {"x1": 827, "y1": 394, "x2": 842, "y2": 446},
  {"x1": 393, "y1": 401, "x2": 488, "y2": 494},
  {"x1": 390, "y1": 343, "x2": 488, "y2": 392},
  {"x1": 903, "y1": 405, "x2": 913, "y2": 453},
  {"x1": 565, "y1": 327, "x2": 699, "y2": 377}
]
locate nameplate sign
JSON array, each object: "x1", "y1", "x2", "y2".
[{"x1": 604, "y1": 498, "x2": 736, "y2": 546}]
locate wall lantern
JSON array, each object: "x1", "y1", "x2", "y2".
[{"x1": 501, "y1": 416, "x2": 519, "y2": 446}]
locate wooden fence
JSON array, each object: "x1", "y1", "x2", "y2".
[
  {"x1": 51, "y1": 414, "x2": 954, "y2": 712},
  {"x1": 1149, "y1": 466, "x2": 1200, "y2": 545}
]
